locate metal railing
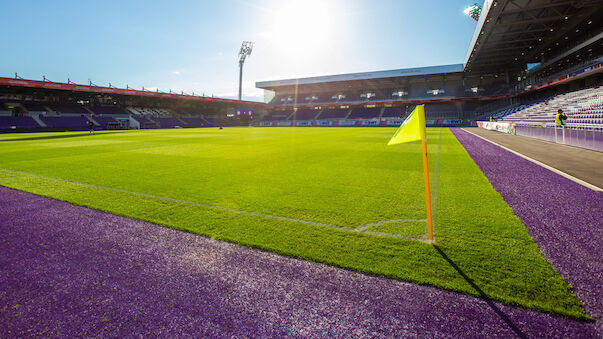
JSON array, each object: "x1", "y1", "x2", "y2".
[{"x1": 514, "y1": 125, "x2": 603, "y2": 152}]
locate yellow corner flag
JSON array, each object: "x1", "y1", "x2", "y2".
[
  {"x1": 387, "y1": 104, "x2": 426, "y2": 145},
  {"x1": 387, "y1": 104, "x2": 434, "y2": 243}
]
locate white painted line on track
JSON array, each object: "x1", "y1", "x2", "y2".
[{"x1": 461, "y1": 128, "x2": 602, "y2": 192}]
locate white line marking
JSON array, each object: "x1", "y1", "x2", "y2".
[
  {"x1": 0, "y1": 168, "x2": 430, "y2": 242},
  {"x1": 355, "y1": 219, "x2": 426, "y2": 232},
  {"x1": 462, "y1": 128, "x2": 602, "y2": 192}
]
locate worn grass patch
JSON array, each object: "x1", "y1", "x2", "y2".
[{"x1": 0, "y1": 127, "x2": 589, "y2": 319}]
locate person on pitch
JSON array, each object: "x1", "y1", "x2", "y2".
[{"x1": 87, "y1": 120, "x2": 95, "y2": 135}]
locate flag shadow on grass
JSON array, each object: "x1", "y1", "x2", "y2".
[{"x1": 433, "y1": 245, "x2": 527, "y2": 339}]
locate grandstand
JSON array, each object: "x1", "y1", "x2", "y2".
[
  {"x1": 0, "y1": 77, "x2": 266, "y2": 131},
  {"x1": 491, "y1": 86, "x2": 603, "y2": 130}
]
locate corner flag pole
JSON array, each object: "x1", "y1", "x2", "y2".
[
  {"x1": 387, "y1": 104, "x2": 434, "y2": 243},
  {"x1": 421, "y1": 138, "x2": 434, "y2": 243}
]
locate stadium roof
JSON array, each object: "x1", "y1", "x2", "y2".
[
  {"x1": 256, "y1": 64, "x2": 464, "y2": 90},
  {"x1": 464, "y1": 0, "x2": 603, "y2": 74},
  {"x1": 0, "y1": 77, "x2": 265, "y2": 106}
]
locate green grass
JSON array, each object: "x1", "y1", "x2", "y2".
[{"x1": 0, "y1": 127, "x2": 589, "y2": 319}]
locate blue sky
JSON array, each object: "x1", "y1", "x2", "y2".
[{"x1": 1, "y1": 0, "x2": 478, "y2": 101}]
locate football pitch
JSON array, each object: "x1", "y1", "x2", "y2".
[{"x1": 0, "y1": 127, "x2": 589, "y2": 319}]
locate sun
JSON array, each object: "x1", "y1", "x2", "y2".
[{"x1": 265, "y1": 0, "x2": 337, "y2": 61}]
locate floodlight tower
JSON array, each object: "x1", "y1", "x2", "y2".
[
  {"x1": 463, "y1": 3, "x2": 482, "y2": 21},
  {"x1": 238, "y1": 41, "x2": 254, "y2": 101}
]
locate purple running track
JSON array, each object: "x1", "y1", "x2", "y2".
[
  {"x1": 0, "y1": 186, "x2": 598, "y2": 337},
  {"x1": 453, "y1": 128, "x2": 602, "y2": 327}
]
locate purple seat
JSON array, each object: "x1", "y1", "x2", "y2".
[
  {"x1": 180, "y1": 117, "x2": 208, "y2": 127},
  {"x1": 348, "y1": 108, "x2": 381, "y2": 119},
  {"x1": 49, "y1": 104, "x2": 89, "y2": 114},
  {"x1": 21, "y1": 102, "x2": 50, "y2": 112},
  {"x1": 90, "y1": 106, "x2": 129, "y2": 115},
  {"x1": 92, "y1": 116, "x2": 117, "y2": 129},
  {"x1": 152, "y1": 117, "x2": 185, "y2": 128},
  {"x1": 317, "y1": 109, "x2": 349, "y2": 119},
  {"x1": 263, "y1": 111, "x2": 292, "y2": 121},
  {"x1": 381, "y1": 107, "x2": 406, "y2": 118},
  {"x1": 290, "y1": 109, "x2": 319, "y2": 120},
  {"x1": 40, "y1": 116, "x2": 90, "y2": 130},
  {"x1": 134, "y1": 116, "x2": 152, "y2": 123},
  {"x1": 0, "y1": 116, "x2": 40, "y2": 129}
]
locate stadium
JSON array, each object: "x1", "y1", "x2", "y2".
[{"x1": 1, "y1": 0, "x2": 602, "y2": 337}]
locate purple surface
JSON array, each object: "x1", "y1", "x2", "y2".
[
  {"x1": 0, "y1": 186, "x2": 598, "y2": 337},
  {"x1": 452, "y1": 128, "x2": 602, "y2": 327}
]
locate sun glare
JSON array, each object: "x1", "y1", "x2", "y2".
[{"x1": 265, "y1": 0, "x2": 336, "y2": 64}]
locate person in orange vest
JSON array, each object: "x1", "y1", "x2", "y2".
[{"x1": 555, "y1": 109, "x2": 567, "y2": 127}]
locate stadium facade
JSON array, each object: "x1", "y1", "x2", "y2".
[{"x1": 1, "y1": 0, "x2": 601, "y2": 134}]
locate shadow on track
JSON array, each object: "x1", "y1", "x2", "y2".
[
  {"x1": 0, "y1": 131, "x2": 123, "y2": 142},
  {"x1": 434, "y1": 245, "x2": 527, "y2": 339}
]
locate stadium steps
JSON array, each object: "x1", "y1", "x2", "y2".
[
  {"x1": 83, "y1": 106, "x2": 96, "y2": 115},
  {"x1": 313, "y1": 110, "x2": 324, "y2": 120},
  {"x1": 27, "y1": 104, "x2": 55, "y2": 116},
  {"x1": 377, "y1": 107, "x2": 385, "y2": 119},
  {"x1": 30, "y1": 114, "x2": 46, "y2": 127},
  {"x1": 343, "y1": 109, "x2": 353, "y2": 120}
]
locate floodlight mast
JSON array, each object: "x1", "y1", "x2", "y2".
[
  {"x1": 238, "y1": 41, "x2": 254, "y2": 101},
  {"x1": 464, "y1": 3, "x2": 482, "y2": 21}
]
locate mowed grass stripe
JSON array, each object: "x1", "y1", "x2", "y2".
[{"x1": 0, "y1": 127, "x2": 588, "y2": 319}]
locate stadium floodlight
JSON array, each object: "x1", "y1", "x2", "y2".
[
  {"x1": 427, "y1": 89, "x2": 445, "y2": 95},
  {"x1": 238, "y1": 41, "x2": 254, "y2": 101},
  {"x1": 463, "y1": 3, "x2": 482, "y2": 21},
  {"x1": 360, "y1": 92, "x2": 375, "y2": 100},
  {"x1": 392, "y1": 90, "x2": 408, "y2": 97},
  {"x1": 332, "y1": 94, "x2": 346, "y2": 101}
]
